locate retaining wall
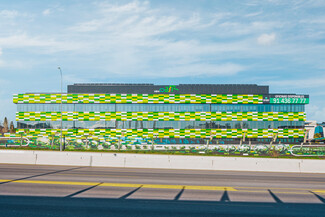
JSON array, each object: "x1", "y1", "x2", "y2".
[{"x1": 0, "y1": 150, "x2": 324, "y2": 173}]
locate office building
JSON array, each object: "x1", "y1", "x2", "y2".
[{"x1": 12, "y1": 83, "x2": 308, "y2": 144}]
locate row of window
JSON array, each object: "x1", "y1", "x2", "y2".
[
  {"x1": 17, "y1": 104, "x2": 305, "y2": 112},
  {"x1": 152, "y1": 138, "x2": 303, "y2": 144},
  {"x1": 17, "y1": 121, "x2": 305, "y2": 129}
]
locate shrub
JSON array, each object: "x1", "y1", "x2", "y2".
[{"x1": 269, "y1": 150, "x2": 280, "y2": 157}]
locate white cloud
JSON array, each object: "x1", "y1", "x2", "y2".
[
  {"x1": 245, "y1": 11, "x2": 263, "y2": 17},
  {"x1": 0, "y1": 34, "x2": 84, "y2": 53},
  {"x1": 0, "y1": 10, "x2": 19, "y2": 19},
  {"x1": 105, "y1": 62, "x2": 244, "y2": 78},
  {"x1": 267, "y1": 76, "x2": 325, "y2": 88},
  {"x1": 162, "y1": 63, "x2": 245, "y2": 78},
  {"x1": 306, "y1": 104, "x2": 325, "y2": 122},
  {"x1": 0, "y1": 1, "x2": 321, "y2": 77},
  {"x1": 70, "y1": 2, "x2": 201, "y2": 37},
  {"x1": 257, "y1": 33, "x2": 276, "y2": 45},
  {"x1": 42, "y1": 9, "x2": 51, "y2": 16},
  {"x1": 0, "y1": 48, "x2": 3, "y2": 67},
  {"x1": 0, "y1": 1, "x2": 284, "y2": 66},
  {"x1": 0, "y1": 34, "x2": 56, "y2": 47},
  {"x1": 70, "y1": 19, "x2": 105, "y2": 32},
  {"x1": 97, "y1": 1, "x2": 150, "y2": 14}
]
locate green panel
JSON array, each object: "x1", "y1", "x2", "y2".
[
  {"x1": 16, "y1": 112, "x2": 306, "y2": 122},
  {"x1": 270, "y1": 98, "x2": 309, "y2": 104},
  {"x1": 13, "y1": 94, "x2": 263, "y2": 104}
]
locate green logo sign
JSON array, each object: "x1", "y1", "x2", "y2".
[
  {"x1": 159, "y1": 85, "x2": 179, "y2": 93},
  {"x1": 270, "y1": 98, "x2": 309, "y2": 104}
]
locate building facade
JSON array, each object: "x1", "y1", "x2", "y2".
[
  {"x1": 10, "y1": 84, "x2": 308, "y2": 145},
  {"x1": 305, "y1": 121, "x2": 325, "y2": 140}
]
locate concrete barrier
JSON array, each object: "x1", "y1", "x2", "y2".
[
  {"x1": 91, "y1": 153, "x2": 126, "y2": 167},
  {"x1": 300, "y1": 159, "x2": 325, "y2": 173},
  {"x1": 0, "y1": 150, "x2": 36, "y2": 165},
  {"x1": 34, "y1": 151, "x2": 92, "y2": 166},
  {"x1": 169, "y1": 155, "x2": 214, "y2": 170},
  {"x1": 0, "y1": 150, "x2": 324, "y2": 173},
  {"x1": 210, "y1": 157, "x2": 302, "y2": 173},
  {"x1": 124, "y1": 154, "x2": 171, "y2": 169}
]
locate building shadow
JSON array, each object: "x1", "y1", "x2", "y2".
[
  {"x1": 268, "y1": 189, "x2": 283, "y2": 203},
  {"x1": 0, "y1": 194, "x2": 324, "y2": 217},
  {"x1": 66, "y1": 182, "x2": 103, "y2": 198},
  {"x1": 174, "y1": 186, "x2": 185, "y2": 200},
  {"x1": 310, "y1": 191, "x2": 325, "y2": 204},
  {"x1": 0, "y1": 166, "x2": 84, "y2": 185},
  {"x1": 220, "y1": 188, "x2": 230, "y2": 202},
  {"x1": 119, "y1": 185, "x2": 143, "y2": 199}
]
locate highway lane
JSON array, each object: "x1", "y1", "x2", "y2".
[{"x1": 0, "y1": 164, "x2": 324, "y2": 216}]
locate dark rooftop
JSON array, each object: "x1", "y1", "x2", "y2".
[{"x1": 68, "y1": 83, "x2": 269, "y2": 94}]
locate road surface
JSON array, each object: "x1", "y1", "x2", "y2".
[{"x1": 0, "y1": 164, "x2": 324, "y2": 216}]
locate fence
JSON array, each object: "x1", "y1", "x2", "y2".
[{"x1": 1, "y1": 136, "x2": 324, "y2": 157}]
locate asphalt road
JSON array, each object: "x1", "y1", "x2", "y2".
[{"x1": 0, "y1": 164, "x2": 324, "y2": 217}]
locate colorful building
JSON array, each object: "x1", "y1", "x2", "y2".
[
  {"x1": 305, "y1": 121, "x2": 325, "y2": 140},
  {"x1": 9, "y1": 84, "x2": 308, "y2": 145}
]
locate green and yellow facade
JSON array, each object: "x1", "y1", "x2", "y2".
[{"x1": 7, "y1": 84, "x2": 309, "y2": 144}]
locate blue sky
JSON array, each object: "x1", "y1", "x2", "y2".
[{"x1": 0, "y1": 0, "x2": 325, "y2": 124}]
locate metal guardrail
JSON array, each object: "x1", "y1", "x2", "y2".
[
  {"x1": 289, "y1": 145, "x2": 325, "y2": 157},
  {"x1": 0, "y1": 137, "x2": 30, "y2": 147},
  {"x1": 1, "y1": 137, "x2": 324, "y2": 157}
]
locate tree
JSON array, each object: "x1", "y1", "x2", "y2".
[
  {"x1": 314, "y1": 133, "x2": 322, "y2": 139},
  {"x1": 49, "y1": 132, "x2": 58, "y2": 149},
  {"x1": 18, "y1": 131, "x2": 24, "y2": 146},
  {"x1": 9, "y1": 121, "x2": 15, "y2": 134},
  {"x1": 2, "y1": 117, "x2": 8, "y2": 134},
  {"x1": 0, "y1": 121, "x2": 3, "y2": 136}
]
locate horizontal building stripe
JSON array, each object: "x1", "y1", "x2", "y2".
[
  {"x1": 13, "y1": 94, "x2": 263, "y2": 104},
  {"x1": 16, "y1": 112, "x2": 306, "y2": 122}
]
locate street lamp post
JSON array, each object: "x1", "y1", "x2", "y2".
[{"x1": 57, "y1": 67, "x2": 63, "y2": 151}]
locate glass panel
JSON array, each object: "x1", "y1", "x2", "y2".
[
  {"x1": 16, "y1": 104, "x2": 306, "y2": 113},
  {"x1": 9, "y1": 104, "x2": 281, "y2": 113}
]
